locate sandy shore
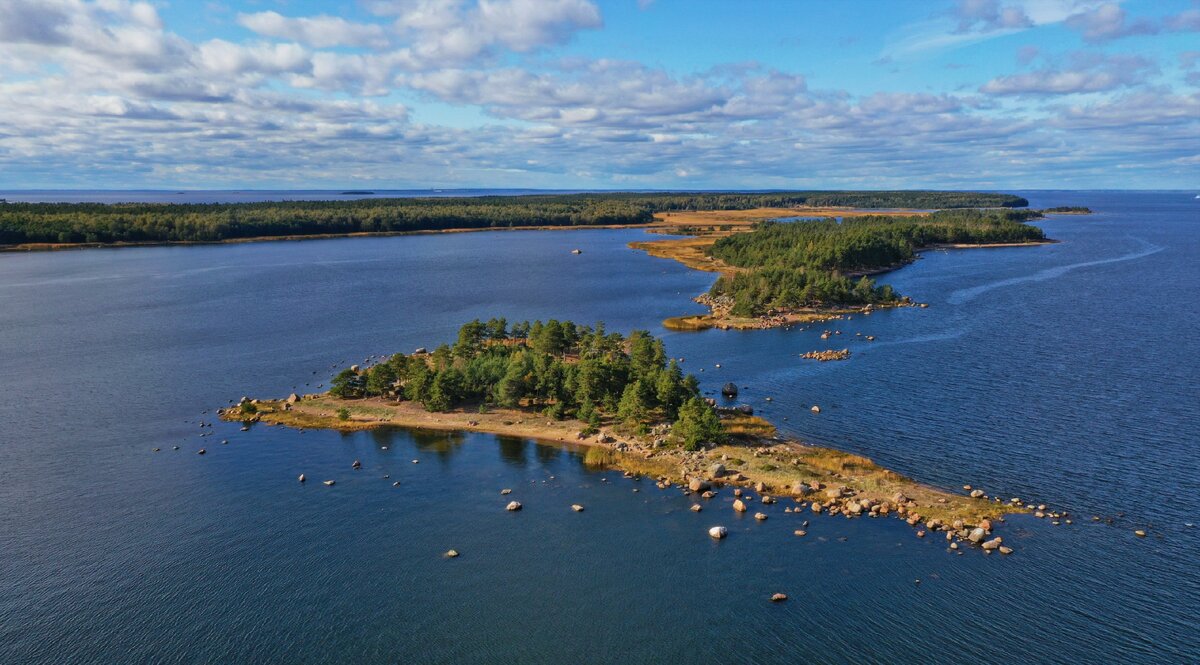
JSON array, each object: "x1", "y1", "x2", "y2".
[{"x1": 222, "y1": 394, "x2": 1028, "y2": 531}]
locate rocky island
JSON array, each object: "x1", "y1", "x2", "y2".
[{"x1": 223, "y1": 319, "x2": 1031, "y2": 553}]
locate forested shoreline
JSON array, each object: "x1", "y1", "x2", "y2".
[
  {"x1": 0, "y1": 191, "x2": 1026, "y2": 246},
  {"x1": 306, "y1": 319, "x2": 727, "y2": 450},
  {"x1": 707, "y1": 209, "x2": 1047, "y2": 316}
]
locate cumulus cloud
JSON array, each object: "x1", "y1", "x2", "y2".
[
  {"x1": 981, "y1": 53, "x2": 1157, "y2": 95},
  {"x1": 1064, "y1": 3, "x2": 1158, "y2": 42},
  {"x1": 952, "y1": 0, "x2": 1033, "y2": 33},
  {"x1": 237, "y1": 12, "x2": 389, "y2": 49}
]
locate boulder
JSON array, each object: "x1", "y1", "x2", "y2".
[
  {"x1": 825, "y1": 487, "x2": 844, "y2": 500},
  {"x1": 709, "y1": 463, "x2": 727, "y2": 478},
  {"x1": 688, "y1": 478, "x2": 710, "y2": 492},
  {"x1": 770, "y1": 593, "x2": 788, "y2": 602},
  {"x1": 500, "y1": 488, "x2": 512, "y2": 495},
  {"x1": 690, "y1": 504, "x2": 703, "y2": 512},
  {"x1": 736, "y1": 404, "x2": 754, "y2": 415},
  {"x1": 352, "y1": 460, "x2": 361, "y2": 469},
  {"x1": 733, "y1": 499, "x2": 747, "y2": 513},
  {"x1": 721, "y1": 382, "x2": 738, "y2": 397},
  {"x1": 754, "y1": 481, "x2": 766, "y2": 493},
  {"x1": 506, "y1": 501, "x2": 523, "y2": 511},
  {"x1": 286, "y1": 393, "x2": 300, "y2": 404},
  {"x1": 981, "y1": 538, "x2": 1002, "y2": 551},
  {"x1": 968, "y1": 527, "x2": 987, "y2": 543},
  {"x1": 446, "y1": 550, "x2": 459, "y2": 558},
  {"x1": 298, "y1": 474, "x2": 306, "y2": 483},
  {"x1": 323, "y1": 480, "x2": 335, "y2": 486},
  {"x1": 702, "y1": 491, "x2": 716, "y2": 499},
  {"x1": 810, "y1": 405, "x2": 821, "y2": 414},
  {"x1": 792, "y1": 483, "x2": 811, "y2": 496},
  {"x1": 708, "y1": 526, "x2": 728, "y2": 539},
  {"x1": 970, "y1": 489, "x2": 985, "y2": 498},
  {"x1": 571, "y1": 504, "x2": 584, "y2": 512},
  {"x1": 999, "y1": 546, "x2": 1014, "y2": 555},
  {"x1": 794, "y1": 530, "x2": 807, "y2": 537},
  {"x1": 979, "y1": 519, "x2": 992, "y2": 532},
  {"x1": 754, "y1": 512, "x2": 768, "y2": 521}
]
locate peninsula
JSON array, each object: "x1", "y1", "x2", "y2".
[{"x1": 223, "y1": 319, "x2": 1030, "y2": 551}]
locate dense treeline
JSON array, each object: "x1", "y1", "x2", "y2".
[
  {"x1": 325, "y1": 318, "x2": 725, "y2": 450},
  {"x1": 708, "y1": 209, "x2": 1046, "y2": 316},
  {"x1": 0, "y1": 191, "x2": 1026, "y2": 245},
  {"x1": 1042, "y1": 206, "x2": 1092, "y2": 213}
]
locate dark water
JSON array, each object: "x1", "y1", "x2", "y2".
[{"x1": 1, "y1": 192, "x2": 1196, "y2": 663}]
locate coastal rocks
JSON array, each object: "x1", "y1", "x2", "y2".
[
  {"x1": 688, "y1": 478, "x2": 710, "y2": 492},
  {"x1": 770, "y1": 593, "x2": 788, "y2": 602},
  {"x1": 733, "y1": 499, "x2": 748, "y2": 513},
  {"x1": 721, "y1": 382, "x2": 738, "y2": 397},
  {"x1": 323, "y1": 480, "x2": 335, "y2": 486},
  {"x1": 999, "y1": 546, "x2": 1014, "y2": 555},
  {"x1": 298, "y1": 474, "x2": 306, "y2": 483},
  {"x1": 810, "y1": 405, "x2": 821, "y2": 414},
  {"x1": 801, "y1": 349, "x2": 851, "y2": 362},
  {"x1": 754, "y1": 482, "x2": 766, "y2": 493},
  {"x1": 571, "y1": 504, "x2": 585, "y2": 512},
  {"x1": 981, "y1": 538, "x2": 1003, "y2": 551},
  {"x1": 506, "y1": 501, "x2": 523, "y2": 511},
  {"x1": 791, "y1": 483, "x2": 812, "y2": 496},
  {"x1": 286, "y1": 393, "x2": 300, "y2": 404},
  {"x1": 691, "y1": 504, "x2": 703, "y2": 512},
  {"x1": 754, "y1": 512, "x2": 768, "y2": 521},
  {"x1": 760, "y1": 496, "x2": 776, "y2": 505},
  {"x1": 446, "y1": 550, "x2": 459, "y2": 558},
  {"x1": 702, "y1": 490, "x2": 716, "y2": 499},
  {"x1": 197, "y1": 449, "x2": 206, "y2": 455},
  {"x1": 794, "y1": 530, "x2": 807, "y2": 537},
  {"x1": 352, "y1": 460, "x2": 361, "y2": 469},
  {"x1": 968, "y1": 527, "x2": 987, "y2": 544},
  {"x1": 735, "y1": 404, "x2": 754, "y2": 416},
  {"x1": 1134, "y1": 530, "x2": 1147, "y2": 538},
  {"x1": 709, "y1": 463, "x2": 727, "y2": 479},
  {"x1": 709, "y1": 526, "x2": 728, "y2": 539},
  {"x1": 500, "y1": 489, "x2": 512, "y2": 495},
  {"x1": 970, "y1": 489, "x2": 985, "y2": 498},
  {"x1": 825, "y1": 487, "x2": 844, "y2": 500}
]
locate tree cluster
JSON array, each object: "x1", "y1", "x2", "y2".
[
  {"x1": 328, "y1": 318, "x2": 726, "y2": 450},
  {"x1": 708, "y1": 209, "x2": 1046, "y2": 316}
]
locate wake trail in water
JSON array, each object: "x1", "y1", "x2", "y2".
[{"x1": 947, "y1": 237, "x2": 1164, "y2": 305}]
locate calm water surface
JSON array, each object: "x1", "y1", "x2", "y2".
[{"x1": 1, "y1": 192, "x2": 1196, "y2": 663}]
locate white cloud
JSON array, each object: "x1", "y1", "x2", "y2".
[
  {"x1": 237, "y1": 12, "x2": 389, "y2": 49},
  {"x1": 981, "y1": 53, "x2": 1157, "y2": 95}
]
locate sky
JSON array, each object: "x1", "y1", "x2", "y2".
[{"x1": 0, "y1": 0, "x2": 1197, "y2": 190}]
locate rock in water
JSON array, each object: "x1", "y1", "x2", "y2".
[
  {"x1": 970, "y1": 489, "x2": 985, "y2": 498},
  {"x1": 770, "y1": 593, "x2": 788, "y2": 602},
  {"x1": 298, "y1": 474, "x2": 306, "y2": 483},
  {"x1": 571, "y1": 504, "x2": 584, "y2": 512},
  {"x1": 500, "y1": 488, "x2": 512, "y2": 495},
  {"x1": 709, "y1": 463, "x2": 727, "y2": 478},
  {"x1": 733, "y1": 499, "x2": 747, "y2": 513},
  {"x1": 691, "y1": 504, "x2": 703, "y2": 512},
  {"x1": 688, "y1": 478, "x2": 710, "y2": 492},
  {"x1": 810, "y1": 405, "x2": 821, "y2": 414},
  {"x1": 323, "y1": 480, "x2": 335, "y2": 486},
  {"x1": 754, "y1": 512, "x2": 768, "y2": 521},
  {"x1": 351, "y1": 460, "x2": 361, "y2": 469},
  {"x1": 506, "y1": 501, "x2": 523, "y2": 511},
  {"x1": 446, "y1": 550, "x2": 459, "y2": 558},
  {"x1": 721, "y1": 382, "x2": 738, "y2": 397},
  {"x1": 708, "y1": 526, "x2": 728, "y2": 539}
]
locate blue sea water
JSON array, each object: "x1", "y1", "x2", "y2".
[{"x1": 0, "y1": 191, "x2": 1196, "y2": 663}]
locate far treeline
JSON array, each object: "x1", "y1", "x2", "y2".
[
  {"x1": 708, "y1": 208, "x2": 1047, "y2": 316},
  {"x1": 0, "y1": 191, "x2": 1027, "y2": 245},
  {"x1": 308, "y1": 318, "x2": 727, "y2": 450}
]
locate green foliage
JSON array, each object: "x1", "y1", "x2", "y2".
[
  {"x1": 326, "y1": 319, "x2": 710, "y2": 437},
  {"x1": 336, "y1": 408, "x2": 350, "y2": 421},
  {"x1": 0, "y1": 192, "x2": 1026, "y2": 246},
  {"x1": 240, "y1": 401, "x2": 258, "y2": 415},
  {"x1": 708, "y1": 208, "x2": 1045, "y2": 315},
  {"x1": 674, "y1": 397, "x2": 726, "y2": 451}
]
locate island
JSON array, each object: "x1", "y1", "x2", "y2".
[
  {"x1": 0, "y1": 190, "x2": 1025, "y2": 250},
  {"x1": 223, "y1": 319, "x2": 1028, "y2": 553},
  {"x1": 632, "y1": 207, "x2": 1056, "y2": 330}
]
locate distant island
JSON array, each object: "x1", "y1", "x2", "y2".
[
  {"x1": 633, "y1": 207, "x2": 1057, "y2": 330},
  {"x1": 340, "y1": 191, "x2": 376, "y2": 195},
  {"x1": 0, "y1": 191, "x2": 1026, "y2": 249},
  {"x1": 1042, "y1": 206, "x2": 1093, "y2": 214},
  {"x1": 223, "y1": 319, "x2": 1023, "y2": 550}
]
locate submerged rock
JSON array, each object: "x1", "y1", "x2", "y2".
[
  {"x1": 571, "y1": 504, "x2": 585, "y2": 512},
  {"x1": 708, "y1": 526, "x2": 728, "y2": 539}
]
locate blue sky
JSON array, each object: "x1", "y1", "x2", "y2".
[{"x1": 0, "y1": 0, "x2": 1196, "y2": 189}]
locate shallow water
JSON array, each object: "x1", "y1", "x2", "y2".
[{"x1": 1, "y1": 191, "x2": 1196, "y2": 663}]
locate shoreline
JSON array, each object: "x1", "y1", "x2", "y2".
[{"x1": 222, "y1": 394, "x2": 1029, "y2": 542}]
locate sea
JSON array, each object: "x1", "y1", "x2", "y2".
[{"x1": 0, "y1": 190, "x2": 1195, "y2": 663}]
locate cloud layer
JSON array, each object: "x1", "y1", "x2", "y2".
[{"x1": 0, "y1": 0, "x2": 1195, "y2": 189}]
